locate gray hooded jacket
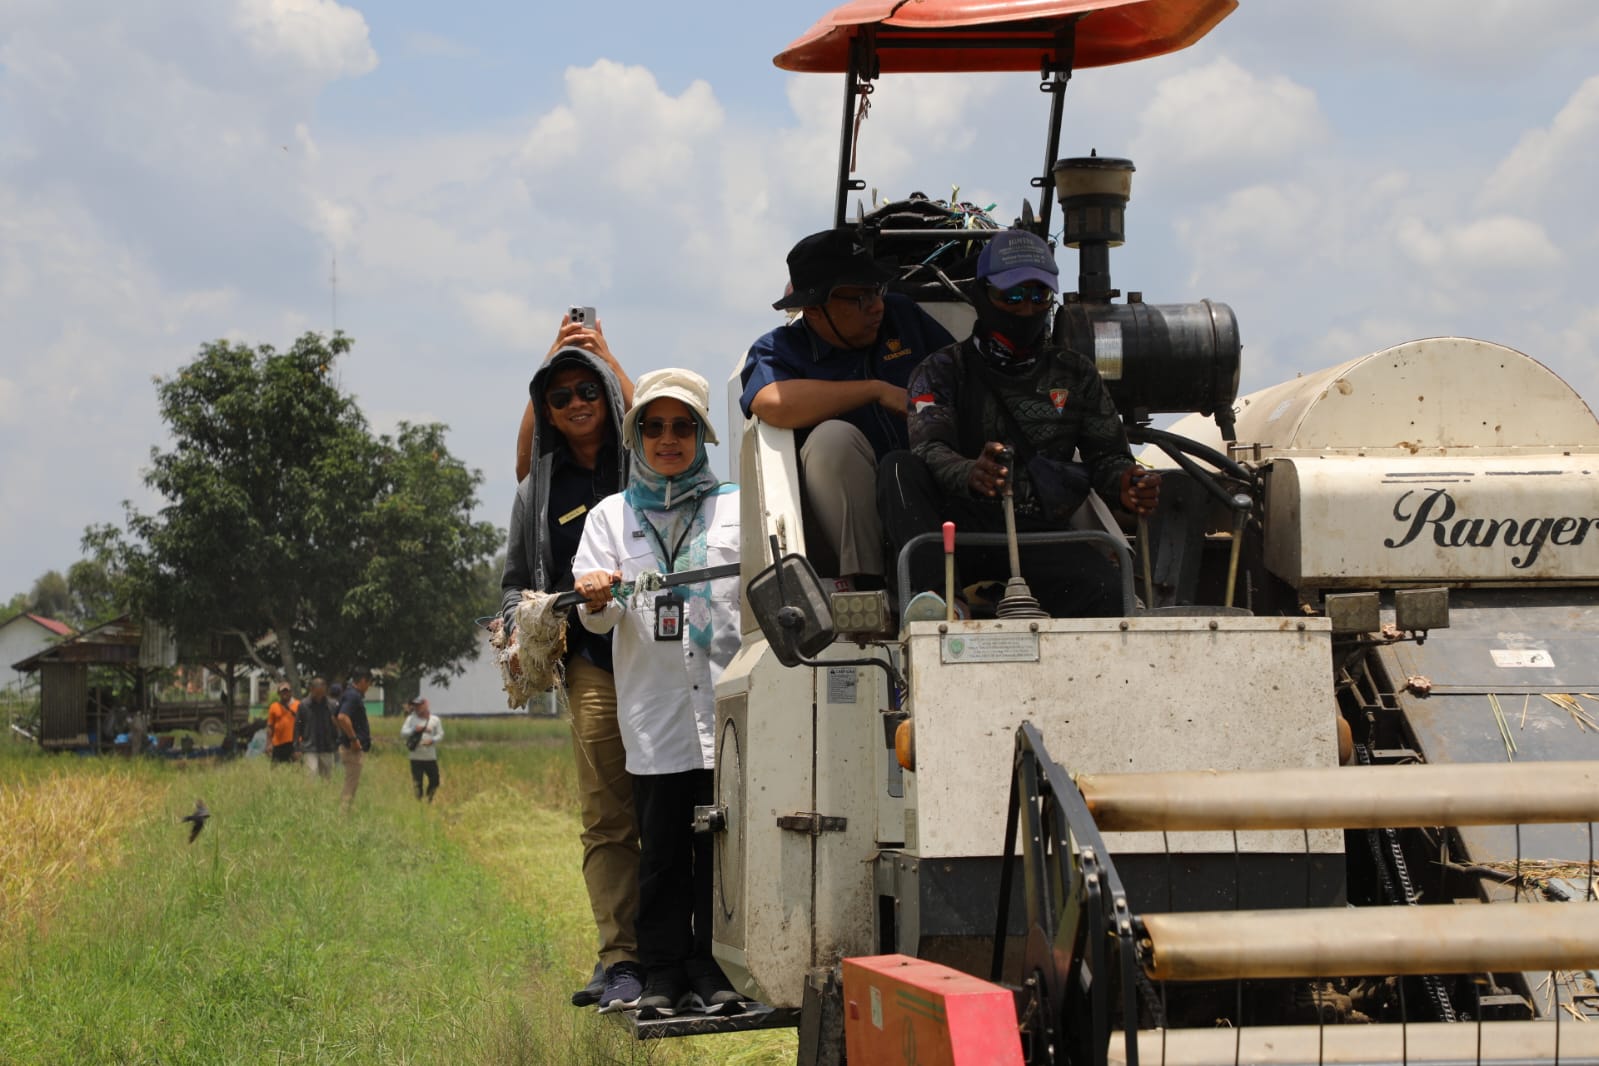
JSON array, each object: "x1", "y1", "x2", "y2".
[{"x1": 499, "y1": 347, "x2": 629, "y2": 637}]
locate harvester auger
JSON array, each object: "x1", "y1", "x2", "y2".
[{"x1": 994, "y1": 722, "x2": 1599, "y2": 1066}]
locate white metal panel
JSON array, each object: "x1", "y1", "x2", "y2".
[
  {"x1": 1233, "y1": 338, "x2": 1599, "y2": 456},
  {"x1": 813, "y1": 656, "x2": 896, "y2": 968},
  {"x1": 1265, "y1": 455, "x2": 1599, "y2": 587},
  {"x1": 1157, "y1": 338, "x2": 1599, "y2": 466},
  {"x1": 713, "y1": 644, "x2": 816, "y2": 1008},
  {"x1": 903, "y1": 616, "x2": 1340, "y2": 860}
]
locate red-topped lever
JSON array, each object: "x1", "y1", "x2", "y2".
[{"x1": 942, "y1": 521, "x2": 957, "y2": 622}]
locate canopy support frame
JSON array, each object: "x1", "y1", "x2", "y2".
[{"x1": 830, "y1": 20, "x2": 1081, "y2": 236}]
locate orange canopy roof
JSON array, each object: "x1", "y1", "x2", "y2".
[{"x1": 775, "y1": 0, "x2": 1237, "y2": 74}]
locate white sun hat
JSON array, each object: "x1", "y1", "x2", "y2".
[{"x1": 621, "y1": 367, "x2": 720, "y2": 450}]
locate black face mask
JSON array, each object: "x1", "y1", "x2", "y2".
[{"x1": 972, "y1": 296, "x2": 1052, "y2": 355}]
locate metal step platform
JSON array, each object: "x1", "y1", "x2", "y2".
[{"x1": 620, "y1": 1001, "x2": 800, "y2": 1040}]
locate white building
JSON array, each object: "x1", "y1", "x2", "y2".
[{"x1": 1, "y1": 613, "x2": 74, "y2": 694}]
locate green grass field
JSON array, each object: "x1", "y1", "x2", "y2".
[{"x1": 0, "y1": 719, "x2": 796, "y2": 1065}]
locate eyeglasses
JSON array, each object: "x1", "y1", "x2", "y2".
[
  {"x1": 641, "y1": 417, "x2": 698, "y2": 440},
  {"x1": 990, "y1": 284, "x2": 1055, "y2": 306},
  {"x1": 547, "y1": 381, "x2": 604, "y2": 409},
  {"x1": 828, "y1": 283, "x2": 888, "y2": 312}
]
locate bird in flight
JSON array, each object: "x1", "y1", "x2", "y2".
[{"x1": 181, "y1": 799, "x2": 210, "y2": 844}]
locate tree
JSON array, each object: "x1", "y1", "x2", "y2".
[
  {"x1": 28, "y1": 571, "x2": 71, "y2": 620},
  {"x1": 300, "y1": 421, "x2": 501, "y2": 684},
  {"x1": 64, "y1": 557, "x2": 123, "y2": 629},
  {"x1": 2, "y1": 562, "x2": 124, "y2": 631},
  {"x1": 86, "y1": 332, "x2": 499, "y2": 693}
]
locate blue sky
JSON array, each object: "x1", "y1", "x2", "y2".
[{"x1": 4, "y1": 1, "x2": 1599, "y2": 600}]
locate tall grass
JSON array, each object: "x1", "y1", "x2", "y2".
[
  {"x1": 0, "y1": 768, "x2": 166, "y2": 939},
  {"x1": 0, "y1": 716, "x2": 796, "y2": 1065}
]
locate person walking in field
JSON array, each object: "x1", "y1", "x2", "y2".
[
  {"x1": 266, "y1": 682, "x2": 299, "y2": 766},
  {"x1": 399, "y1": 697, "x2": 443, "y2": 802},
  {"x1": 336, "y1": 671, "x2": 372, "y2": 812},
  {"x1": 295, "y1": 677, "x2": 338, "y2": 780}
]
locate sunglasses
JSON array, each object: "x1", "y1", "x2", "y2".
[
  {"x1": 991, "y1": 284, "x2": 1055, "y2": 306},
  {"x1": 641, "y1": 416, "x2": 698, "y2": 440},
  {"x1": 547, "y1": 381, "x2": 604, "y2": 409},
  {"x1": 828, "y1": 283, "x2": 888, "y2": 312}
]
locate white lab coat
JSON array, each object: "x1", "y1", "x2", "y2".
[{"x1": 573, "y1": 489, "x2": 741, "y2": 775}]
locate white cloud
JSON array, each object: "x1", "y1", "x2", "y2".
[
  {"x1": 233, "y1": 0, "x2": 377, "y2": 81},
  {"x1": 1480, "y1": 75, "x2": 1599, "y2": 217},
  {"x1": 1132, "y1": 58, "x2": 1326, "y2": 173},
  {"x1": 1396, "y1": 214, "x2": 1563, "y2": 273},
  {"x1": 522, "y1": 60, "x2": 724, "y2": 197},
  {"x1": 457, "y1": 290, "x2": 551, "y2": 353},
  {"x1": 1329, "y1": 2, "x2": 1599, "y2": 67}
]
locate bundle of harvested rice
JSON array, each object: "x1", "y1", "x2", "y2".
[{"x1": 488, "y1": 590, "x2": 567, "y2": 708}]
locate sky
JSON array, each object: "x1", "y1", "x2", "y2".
[{"x1": 3, "y1": 0, "x2": 1599, "y2": 599}]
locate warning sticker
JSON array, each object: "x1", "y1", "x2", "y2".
[
  {"x1": 827, "y1": 666, "x2": 858, "y2": 704},
  {"x1": 1491, "y1": 649, "x2": 1555, "y2": 668}
]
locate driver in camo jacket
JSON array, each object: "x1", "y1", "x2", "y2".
[{"x1": 878, "y1": 229, "x2": 1159, "y2": 618}]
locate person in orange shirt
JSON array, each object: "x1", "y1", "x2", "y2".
[{"x1": 266, "y1": 682, "x2": 300, "y2": 765}]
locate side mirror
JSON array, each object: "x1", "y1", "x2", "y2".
[{"x1": 747, "y1": 553, "x2": 835, "y2": 667}]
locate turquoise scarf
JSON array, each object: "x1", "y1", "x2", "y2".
[{"x1": 623, "y1": 427, "x2": 734, "y2": 649}]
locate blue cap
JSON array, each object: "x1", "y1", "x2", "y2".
[{"x1": 976, "y1": 230, "x2": 1059, "y2": 292}]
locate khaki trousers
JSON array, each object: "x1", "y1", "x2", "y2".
[
  {"x1": 340, "y1": 746, "x2": 364, "y2": 810},
  {"x1": 566, "y1": 656, "x2": 640, "y2": 967},
  {"x1": 800, "y1": 419, "x2": 884, "y2": 578}
]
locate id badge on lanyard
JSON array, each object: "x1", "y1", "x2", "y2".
[
  {"x1": 637, "y1": 500, "x2": 704, "y2": 644},
  {"x1": 653, "y1": 592, "x2": 685, "y2": 641}
]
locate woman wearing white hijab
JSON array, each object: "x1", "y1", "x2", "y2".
[{"x1": 571, "y1": 367, "x2": 744, "y2": 1017}]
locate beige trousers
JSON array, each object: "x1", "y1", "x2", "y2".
[
  {"x1": 340, "y1": 746, "x2": 363, "y2": 810},
  {"x1": 566, "y1": 655, "x2": 640, "y2": 967},
  {"x1": 800, "y1": 419, "x2": 884, "y2": 578}
]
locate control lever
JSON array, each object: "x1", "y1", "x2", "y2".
[
  {"x1": 995, "y1": 446, "x2": 1046, "y2": 619},
  {"x1": 1134, "y1": 469, "x2": 1156, "y2": 608},
  {"x1": 942, "y1": 521, "x2": 957, "y2": 623}
]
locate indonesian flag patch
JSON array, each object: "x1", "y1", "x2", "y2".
[
  {"x1": 912, "y1": 392, "x2": 936, "y2": 413},
  {"x1": 1049, "y1": 388, "x2": 1070, "y2": 412}
]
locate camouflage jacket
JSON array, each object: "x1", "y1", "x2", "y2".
[{"x1": 906, "y1": 337, "x2": 1134, "y2": 514}]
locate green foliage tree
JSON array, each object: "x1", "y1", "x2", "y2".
[
  {"x1": 28, "y1": 571, "x2": 71, "y2": 620},
  {"x1": 3, "y1": 561, "x2": 123, "y2": 631},
  {"x1": 63, "y1": 558, "x2": 123, "y2": 630},
  {"x1": 2, "y1": 591, "x2": 30, "y2": 621},
  {"x1": 86, "y1": 332, "x2": 499, "y2": 693}
]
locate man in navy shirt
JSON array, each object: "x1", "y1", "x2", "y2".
[
  {"x1": 338, "y1": 669, "x2": 373, "y2": 812},
  {"x1": 739, "y1": 229, "x2": 953, "y2": 585}
]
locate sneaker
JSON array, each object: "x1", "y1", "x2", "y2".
[
  {"x1": 596, "y1": 962, "x2": 645, "y2": 1013},
  {"x1": 685, "y1": 969, "x2": 746, "y2": 1015},
  {"x1": 570, "y1": 961, "x2": 605, "y2": 1007},
  {"x1": 637, "y1": 969, "x2": 687, "y2": 1019}
]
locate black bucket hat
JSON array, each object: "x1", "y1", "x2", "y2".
[{"x1": 772, "y1": 229, "x2": 897, "y2": 311}]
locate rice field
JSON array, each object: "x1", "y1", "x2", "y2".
[{"x1": 0, "y1": 718, "x2": 796, "y2": 1065}]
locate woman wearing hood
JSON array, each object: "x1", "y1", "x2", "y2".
[
  {"x1": 571, "y1": 367, "x2": 744, "y2": 1017},
  {"x1": 500, "y1": 340, "x2": 643, "y2": 1012}
]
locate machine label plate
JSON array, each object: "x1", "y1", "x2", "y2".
[
  {"x1": 1491, "y1": 648, "x2": 1556, "y2": 668},
  {"x1": 940, "y1": 631, "x2": 1040, "y2": 664}
]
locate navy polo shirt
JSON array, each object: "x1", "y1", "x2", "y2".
[{"x1": 739, "y1": 293, "x2": 954, "y2": 458}]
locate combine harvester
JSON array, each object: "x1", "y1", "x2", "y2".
[{"x1": 635, "y1": 2, "x2": 1599, "y2": 1062}]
